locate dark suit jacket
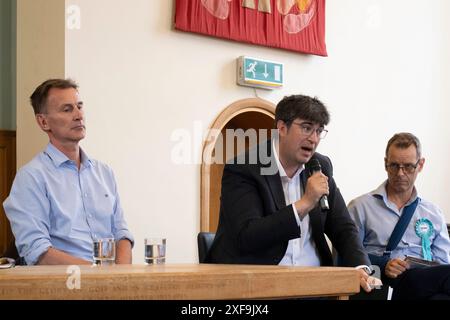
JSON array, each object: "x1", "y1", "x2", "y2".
[{"x1": 207, "y1": 140, "x2": 370, "y2": 267}]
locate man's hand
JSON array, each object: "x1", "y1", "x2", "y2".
[
  {"x1": 357, "y1": 268, "x2": 372, "y2": 293},
  {"x1": 295, "y1": 171, "x2": 329, "y2": 218},
  {"x1": 115, "y1": 239, "x2": 132, "y2": 264},
  {"x1": 357, "y1": 268, "x2": 383, "y2": 293},
  {"x1": 385, "y1": 258, "x2": 409, "y2": 278}
]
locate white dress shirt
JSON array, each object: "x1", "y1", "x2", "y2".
[{"x1": 272, "y1": 139, "x2": 321, "y2": 266}]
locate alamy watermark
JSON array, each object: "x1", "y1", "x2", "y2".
[
  {"x1": 67, "y1": 4, "x2": 81, "y2": 30},
  {"x1": 170, "y1": 121, "x2": 279, "y2": 175},
  {"x1": 66, "y1": 265, "x2": 81, "y2": 290},
  {"x1": 366, "y1": 4, "x2": 382, "y2": 30}
]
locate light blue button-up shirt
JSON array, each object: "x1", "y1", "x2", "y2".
[
  {"x1": 3, "y1": 143, "x2": 134, "y2": 265},
  {"x1": 348, "y1": 181, "x2": 450, "y2": 264}
]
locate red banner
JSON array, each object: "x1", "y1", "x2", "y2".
[{"x1": 174, "y1": 0, "x2": 327, "y2": 56}]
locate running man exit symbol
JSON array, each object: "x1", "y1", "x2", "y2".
[{"x1": 246, "y1": 61, "x2": 257, "y2": 78}]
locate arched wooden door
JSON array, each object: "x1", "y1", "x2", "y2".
[{"x1": 200, "y1": 98, "x2": 275, "y2": 232}]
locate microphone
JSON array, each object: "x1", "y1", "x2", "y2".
[{"x1": 305, "y1": 159, "x2": 330, "y2": 210}]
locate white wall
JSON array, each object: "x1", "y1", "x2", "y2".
[{"x1": 62, "y1": 0, "x2": 450, "y2": 263}]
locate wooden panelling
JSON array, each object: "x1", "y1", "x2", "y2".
[{"x1": 0, "y1": 130, "x2": 16, "y2": 256}]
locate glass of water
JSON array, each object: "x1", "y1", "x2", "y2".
[
  {"x1": 144, "y1": 238, "x2": 166, "y2": 264},
  {"x1": 93, "y1": 238, "x2": 116, "y2": 266}
]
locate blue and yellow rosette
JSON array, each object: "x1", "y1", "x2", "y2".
[{"x1": 415, "y1": 218, "x2": 434, "y2": 261}]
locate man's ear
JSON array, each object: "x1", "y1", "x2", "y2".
[
  {"x1": 36, "y1": 114, "x2": 50, "y2": 132},
  {"x1": 276, "y1": 120, "x2": 287, "y2": 136},
  {"x1": 417, "y1": 158, "x2": 425, "y2": 173}
]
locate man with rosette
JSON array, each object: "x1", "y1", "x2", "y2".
[{"x1": 348, "y1": 132, "x2": 450, "y2": 299}]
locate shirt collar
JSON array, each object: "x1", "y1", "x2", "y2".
[
  {"x1": 371, "y1": 180, "x2": 419, "y2": 206},
  {"x1": 44, "y1": 143, "x2": 92, "y2": 169},
  {"x1": 272, "y1": 138, "x2": 303, "y2": 180}
]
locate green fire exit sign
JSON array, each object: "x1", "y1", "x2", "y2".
[{"x1": 237, "y1": 56, "x2": 284, "y2": 90}]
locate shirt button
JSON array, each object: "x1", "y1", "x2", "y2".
[{"x1": 84, "y1": 193, "x2": 88, "y2": 197}]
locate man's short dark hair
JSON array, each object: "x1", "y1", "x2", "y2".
[
  {"x1": 275, "y1": 94, "x2": 330, "y2": 128},
  {"x1": 30, "y1": 79, "x2": 78, "y2": 115},
  {"x1": 385, "y1": 132, "x2": 422, "y2": 159}
]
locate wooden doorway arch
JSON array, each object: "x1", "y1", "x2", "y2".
[{"x1": 200, "y1": 98, "x2": 275, "y2": 232}]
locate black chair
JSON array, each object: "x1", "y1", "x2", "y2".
[
  {"x1": 1, "y1": 238, "x2": 25, "y2": 265},
  {"x1": 197, "y1": 232, "x2": 215, "y2": 263}
]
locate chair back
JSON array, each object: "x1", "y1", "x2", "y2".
[
  {"x1": 197, "y1": 232, "x2": 215, "y2": 263},
  {"x1": 1, "y1": 238, "x2": 25, "y2": 265}
]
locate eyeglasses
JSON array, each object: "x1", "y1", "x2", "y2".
[
  {"x1": 385, "y1": 159, "x2": 420, "y2": 174},
  {"x1": 291, "y1": 122, "x2": 328, "y2": 139}
]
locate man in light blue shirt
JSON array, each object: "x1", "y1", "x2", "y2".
[
  {"x1": 3, "y1": 79, "x2": 134, "y2": 265},
  {"x1": 348, "y1": 132, "x2": 450, "y2": 299}
]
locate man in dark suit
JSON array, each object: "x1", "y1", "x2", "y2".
[{"x1": 207, "y1": 94, "x2": 377, "y2": 292}]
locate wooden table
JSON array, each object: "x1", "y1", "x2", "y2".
[{"x1": 0, "y1": 264, "x2": 360, "y2": 300}]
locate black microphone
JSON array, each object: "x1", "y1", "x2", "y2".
[{"x1": 305, "y1": 159, "x2": 330, "y2": 210}]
